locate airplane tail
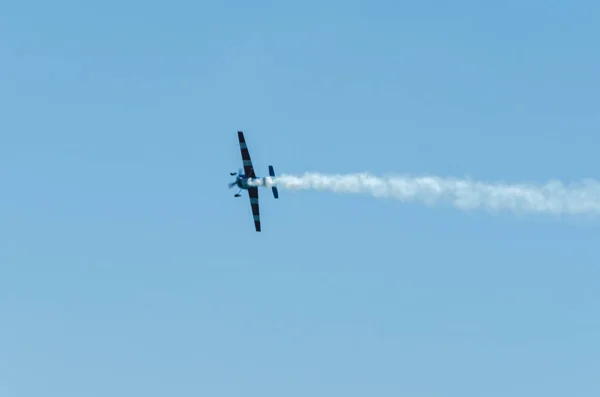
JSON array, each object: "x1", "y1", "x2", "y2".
[{"x1": 268, "y1": 165, "x2": 279, "y2": 199}]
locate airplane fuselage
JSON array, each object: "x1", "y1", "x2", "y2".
[{"x1": 236, "y1": 175, "x2": 266, "y2": 189}]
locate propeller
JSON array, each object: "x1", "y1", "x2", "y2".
[{"x1": 228, "y1": 168, "x2": 244, "y2": 189}]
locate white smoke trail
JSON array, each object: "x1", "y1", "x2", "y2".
[{"x1": 252, "y1": 172, "x2": 600, "y2": 216}]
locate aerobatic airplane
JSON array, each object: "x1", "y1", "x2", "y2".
[{"x1": 228, "y1": 131, "x2": 279, "y2": 232}]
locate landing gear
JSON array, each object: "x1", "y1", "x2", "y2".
[
  {"x1": 234, "y1": 189, "x2": 242, "y2": 197},
  {"x1": 230, "y1": 172, "x2": 237, "y2": 176}
]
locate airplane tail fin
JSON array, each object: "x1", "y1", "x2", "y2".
[{"x1": 268, "y1": 165, "x2": 279, "y2": 199}]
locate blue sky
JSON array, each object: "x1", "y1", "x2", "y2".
[{"x1": 1, "y1": 1, "x2": 599, "y2": 395}]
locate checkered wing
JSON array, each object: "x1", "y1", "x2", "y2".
[
  {"x1": 247, "y1": 187, "x2": 261, "y2": 232},
  {"x1": 237, "y1": 131, "x2": 256, "y2": 178}
]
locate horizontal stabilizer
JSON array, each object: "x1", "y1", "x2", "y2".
[{"x1": 268, "y1": 165, "x2": 279, "y2": 199}]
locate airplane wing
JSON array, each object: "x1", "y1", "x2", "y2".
[
  {"x1": 237, "y1": 131, "x2": 256, "y2": 178},
  {"x1": 248, "y1": 187, "x2": 261, "y2": 232}
]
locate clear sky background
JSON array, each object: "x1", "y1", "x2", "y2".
[{"x1": 1, "y1": 1, "x2": 599, "y2": 396}]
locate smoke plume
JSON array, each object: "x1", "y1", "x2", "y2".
[{"x1": 252, "y1": 172, "x2": 600, "y2": 216}]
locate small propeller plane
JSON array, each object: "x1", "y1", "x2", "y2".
[{"x1": 228, "y1": 131, "x2": 279, "y2": 232}]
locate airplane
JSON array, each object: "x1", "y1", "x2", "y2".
[{"x1": 228, "y1": 131, "x2": 279, "y2": 232}]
